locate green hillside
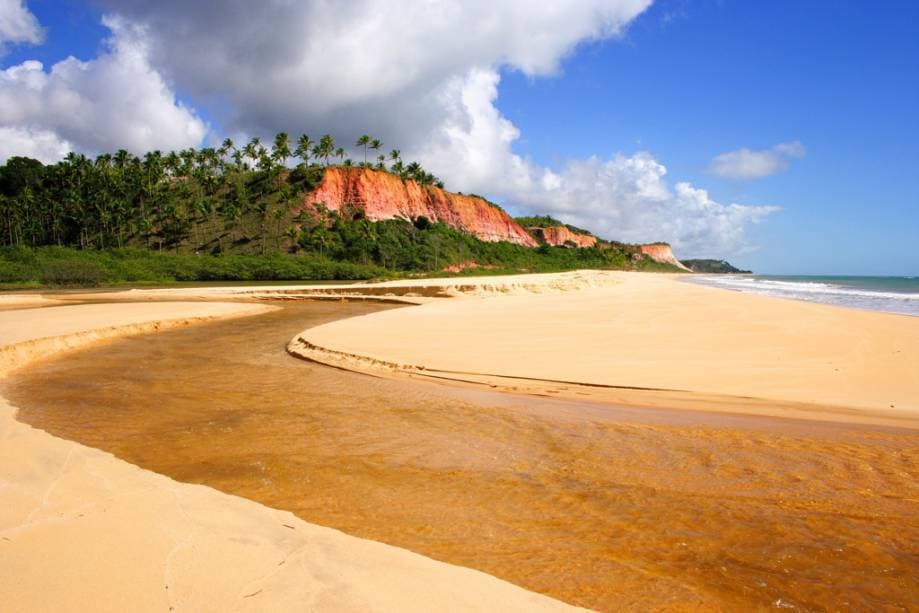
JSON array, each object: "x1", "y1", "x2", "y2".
[
  {"x1": 0, "y1": 134, "x2": 685, "y2": 287},
  {"x1": 514, "y1": 215, "x2": 594, "y2": 237},
  {"x1": 682, "y1": 259, "x2": 752, "y2": 274}
]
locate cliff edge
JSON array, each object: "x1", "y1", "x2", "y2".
[
  {"x1": 303, "y1": 167, "x2": 689, "y2": 270},
  {"x1": 639, "y1": 244, "x2": 691, "y2": 271},
  {"x1": 303, "y1": 167, "x2": 537, "y2": 246},
  {"x1": 527, "y1": 225, "x2": 598, "y2": 248}
]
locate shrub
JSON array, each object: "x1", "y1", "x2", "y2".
[
  {"x1": 0, "y1": 261, "x2": 33, "y2": 283},
  {"x1": 40, "y1": 259, "x2": 108, "y2": 286}
]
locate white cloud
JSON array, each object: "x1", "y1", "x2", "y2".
[
  {"x1": 97, "y1": 0, "x2": 651, "y2": 139},
  {"x1": 2, "y1": 1, "x2": 780, "y2": 256},
  {"x1": 511, "y1": 153, "x2": 779, "y2": 256},
  {"x1": 708, "y1": 141, "x2": 806, "y2": 180},
  {"x1": 415, "y1": 67, "x2": 778, "y2": 255},
  {"x1": 0, "y1": 0, "x2": 43, "y2": 52},
  {"x1": 0, "y1": 126, "x2": 71, "y2": 163},
  {"x1": 0, "y1": 15, "x2": 207, "y2": 162}
]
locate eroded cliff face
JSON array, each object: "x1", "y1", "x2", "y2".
[
  {"x1": 639, "y1": 244, "x2": 691, "y2": 271},
  {"x1": 304, "y1": 168, "x2": 687, "y2": 267},
  {"x1": 304, "y1": 167, "x2": 537, "y2": 246},
  {"x1": 528, "y1": 226, "x2": 598, "y2": 248}
]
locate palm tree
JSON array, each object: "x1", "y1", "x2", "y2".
[
  {"x1": 315, "y1": 134, "x2": 335, "y2": 166},
  {"x1": 257, "y1": 151, "x2": 274, "y2": 172},
  {"x1": 389, "y1": 149, "x2": 401, "y2": 163},
  {"x1": 272, "y1": 132, "x2": 291, "y2": 167},
  {"x1": 113, "y1": 149, "x2": 130, "y2": 177},
  {"x1": 219, "y1": 138, "x2": 235, "y2": 158},
  {"x1": 356, "y1": 134, "x2": 371, "y2": 163},
  {"x1": 164, "y1": 151, "x2": 180, "y2": 177},
  {"x1": 295, "y1": 134, "x2": 314, "y2": 165},
  {"x1": 335, "y1": 147, "x2": 345, "y2": 164},
  {"x1": 242, "y1": 140, "x2": 258, "y2": 169},
  {"x1": 370, "y1": 138, "x2": 382, "y2": 160},
  {"x1": 376, "y1": 154, "x2": 386, "y2": 170}
]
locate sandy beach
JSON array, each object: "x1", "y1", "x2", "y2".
[
  {"x1": 0, "y1": 299, "x2": 578, "y2": 612},
  {"x1": 295, "y1": 271, "x2": 919, "y2": 427},
  {"x1": 2, "y1": 270, "x2": 918, "y2": 611}
]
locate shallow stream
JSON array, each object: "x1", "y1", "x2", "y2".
[{"x1": 7, "y1": 301, "x2": 919, "y2": 611}]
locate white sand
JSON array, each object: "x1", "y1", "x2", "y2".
[{"x1": 295, "y1": 271, "x2": 919, "y2": 425}]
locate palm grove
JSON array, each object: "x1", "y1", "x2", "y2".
[{"x1": 0, "y1": 132, "x2": 678, "y2": 286}]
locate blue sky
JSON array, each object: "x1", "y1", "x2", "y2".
[
  {"x1": 496, "y1": 1, "x2": 919, "y2": 274},
  {"x1": 1, "y1": 1, "x2": 917, "y2": 274}
]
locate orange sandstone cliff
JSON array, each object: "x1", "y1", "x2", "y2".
[
  {"x1": 640, "y1": 244, "x2": 691, "y2": 271},
  {"x1": 303, "y1": 167, "x2": 689, "y2": 270},
  {"x1": 528, "y1": 225, "x2": 598, "y2": 248},
  {"x1": 303, "y1": 167, "x2": 537, "y2": 247}
]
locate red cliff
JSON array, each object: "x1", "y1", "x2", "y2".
[
  {"x1": 639, "y1": 244, "x2": 691, "y2": 271},
  {"x1": 528, "y1": 225, "x2": 598, "y2": 248},
  {"x1": 303, "y1": 167, "x2": 537, "y2": 246}
]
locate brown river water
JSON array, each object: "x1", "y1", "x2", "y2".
[{"x1": 6, "y1": 301, "x2": 919, "y2": 611}]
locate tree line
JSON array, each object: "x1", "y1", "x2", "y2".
[{"x1": 0, "y1": 132, "x2": 443, "y2": 251}]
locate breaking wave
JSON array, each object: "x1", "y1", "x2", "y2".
[{"x1": 688, "y1": 275, "x2": 919, "y2": 316}]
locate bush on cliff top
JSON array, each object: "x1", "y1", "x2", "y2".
[{"x1": 514, "y1": 215, "x2": 594, "y2": 237}]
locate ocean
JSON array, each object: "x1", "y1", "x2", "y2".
[{"x1": 686, "y1": 275, "x2": 919, "y2": 317}]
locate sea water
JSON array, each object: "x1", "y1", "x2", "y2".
[{"x1": 687, "y1": 275, "x2": 919, "y2": 316}]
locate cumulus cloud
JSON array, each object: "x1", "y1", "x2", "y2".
[
  {"x1": 511, "y1": 154, "x2": 779, "y2": 256},
  {"x1": 0, "y1": 125, "x2": 71, "y2": 163},
  {"x1": 0, "y1": 0, "x2": 43, "y2": 53},
  {"x1": 2, "y1": 0, "x2": 779, "y2": 256},
  {"x1": 0, "y1": 15, "x2": 206, "y2": 161},
  {"x1": 708, "y1": 141, "x2": 806, "y2": 180},
  {"x1": 98, "y1": 0, "x2": 650, "y2": 138},
  {"x1": 416, "y1": 66, "x2": 778, "y2": 255}
]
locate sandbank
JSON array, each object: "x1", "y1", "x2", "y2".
[
  {"x1": 0, "y1": 299, "x2": 578, "y2": 612},
  {"x1": 292, "y1": 271, "x2": 919, "y2": 428},
  {"x1": 0, "y1": 294, "x2": 63, "y2": 309},
  {"x1": 55, "y1": 269, "x2": 623, "y2": 305}
]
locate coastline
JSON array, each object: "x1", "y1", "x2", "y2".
[
  {"x1": 0, "y1": 299, "x2": 578, "y2": 612},
  {"x1": 683, "y1": 273, "x2": 919, "y2": 318},
  {"x1": 3, "y1": 269, "x2": 918, "y2": 609},
  {"x1": 290, "y1": 271, "x2": 919, "y2": 429}
]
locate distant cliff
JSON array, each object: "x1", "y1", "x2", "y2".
[
  {"x1": 304, "y1": 167, "x2": 537, "y2": 246},
  {"x1": 682, "y1": 259, "x2": 751, "y2": 274},
  {"x1": 515, "y1": 215, "x2": 597, "y2": 248},
  {"x1": 303, "y1": 168, "x2": 690, "y2": 271},
  {"x1": 527, "y1": 225, "x2": 598, "y2": 248},
  {"x1": 639, "y1": 244, "x2": 691, "y2": 271}
]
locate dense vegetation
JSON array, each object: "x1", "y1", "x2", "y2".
[
  {"x1": 0, "y1": 132, "x2": 682, "y2": 286},
  {"x1": 0, "y1": 132, "x2": 442, "y2": 253},
  {"x1": 298, "y1": 212, "x2": 673, "y2": 273},
  {"x1": 681, "y1": 259, "x2": 751, "y2": 274},
  {"x1": 514, "y1": 215, "x2": 594, "y2": 237},
  {"x1": 0, "y1": 246, "x2": 386, "y2": 287}
]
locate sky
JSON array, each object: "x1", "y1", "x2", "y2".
[{"x1": 0, "y1": 0, "x2": 916, "y2": 274}]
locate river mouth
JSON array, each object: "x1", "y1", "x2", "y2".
[{"x1": 5, "y1": 300, "x2": 919, "y2": 611}]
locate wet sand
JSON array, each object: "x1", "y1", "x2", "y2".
[
  {"x1": 1, "y1": 299, "x2": 576, "y2": 612},
  {"x1": 9, "y1": 301, "x2": 919, "y2": 611}
]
